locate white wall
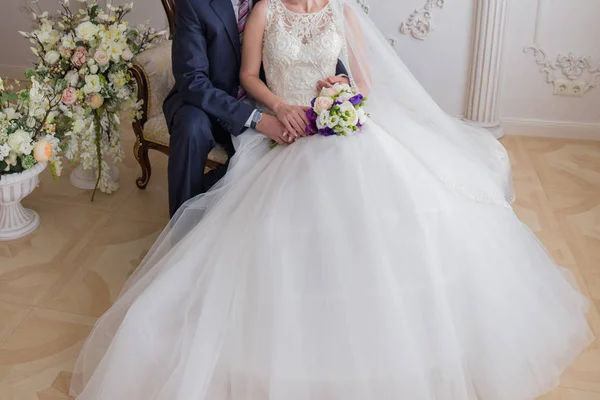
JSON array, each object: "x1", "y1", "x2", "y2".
[
  {"x1": 371, "y1": 0, "x2": 600, "y2": 139},
  {"x1": 500, "y1": 0, "x2": 600, "y2": 137},
  {"x1": 0, "y1": 0, "x2": 168, "y2": 79}
]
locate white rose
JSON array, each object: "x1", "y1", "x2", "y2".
[
  {"x1": 44, "y1": 50, "x2": 60, "y2": 65},
  {"x1": 331, "y1": 82, "x2": 346, "y2": 95},
  {"x1": 338, "y1": 101, "x2": 359, "y2": 126},
  {"x1": 320, "y1": 86, "x2": 337, "y2": 97},
  {"x1": 65, "y1": 70, "x2": 80, "y2": 87},
  {"x1": 313, "y1": 96, "x2": 333, "y2": 115},
  {"x1": 316, "y1": 111, "x2": 329, "y2": 130},
  {"x1": 94, "y1": 50, "x2": 110, "y2": 66},
  {"x1": 336, "y1": 91, "x2": 353, "y2": 102},
  {"x1": 89, "y1": 64, "x2": 99, "y2": 74},
  {"x1": 76, "y1": 21, "x2": 100, "y2": 41},
  {"x1": 121, "y1": 48, "x2": 134, "y2": 61},
  {"x1": 7, "y1": 130, "x2": 31, "y2": 153},
  {"x1": 83, "y1": 75, "x2": 102, "y2": 94}
]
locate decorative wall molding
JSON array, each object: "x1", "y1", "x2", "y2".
[
  {"x1": 524, "y1": 45, "x2": 600, "y2": 94},
  {"x1": 355, "y1": 0, "x2": 370, "y2": 14},
  {"x1": 399, "y1": 0, "x2": 444, "y2": 41}
]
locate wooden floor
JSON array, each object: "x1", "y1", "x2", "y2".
[{"x1": 0, "y1": 132, "x2": 599, "y2": 399}]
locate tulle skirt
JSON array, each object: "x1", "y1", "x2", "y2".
[{"x1": 71, "y1": 122, "x2": 593, "y2": 400}]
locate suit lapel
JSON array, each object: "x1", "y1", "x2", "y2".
[{"x1": 210, "y1": 0, "x2": 241, "y2": 61}]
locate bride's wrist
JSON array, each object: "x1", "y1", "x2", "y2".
[{"x1": 271, "y1": 101, "x2": 286, "y2": 114}]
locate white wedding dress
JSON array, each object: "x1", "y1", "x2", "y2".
[{"x1": 71, "y1": 0, "x2": 593, "y2": 399}]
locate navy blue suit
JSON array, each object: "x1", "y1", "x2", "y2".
[{"x1": 164, "y1": 0, "x2": 348, "y2": 217}]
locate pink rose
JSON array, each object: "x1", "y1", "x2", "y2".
[
  {"x1": 313, "y1": 96, "x2": 334, "y2": 114},
  {"x1": 33, "y1": 140, "x2": 53, "y2": 162},
  {"x1": 71, "y1": 46, "x2": 88, "y2": 67},
  {"x1": 88, "y1": 93, "x2": 104, "y2": 109},
  {"x1": 61, "y1": 87, "x2": 78, "y2": 105},
  {"x1": 94, "y1": 50, "x2": 110, "y2": 66}
]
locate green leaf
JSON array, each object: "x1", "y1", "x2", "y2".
[{"x1": 1, "y1": 93, "x2": 18, "y2": 104}]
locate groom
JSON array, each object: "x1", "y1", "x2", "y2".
[{"x1": 163, "y1": 0, "x2": 349, "y2": 217}]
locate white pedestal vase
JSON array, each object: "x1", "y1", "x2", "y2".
[
  {"x1": 0, "y1": 162, "x2": 47, "y2": 241},
  {"x1": 69, "y1": 163, "x2": 120, "y2": 191}
]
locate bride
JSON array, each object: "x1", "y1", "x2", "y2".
[{"x1": 70, "y1": 0, "x2": 594, "y2": 398}]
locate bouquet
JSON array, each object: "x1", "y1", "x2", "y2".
[
  {"x1": 0, "y1": 77, "x2": 67, "y2": 177},
  {"x1": 21, "y1": 0, "x2": 165, "y2": 197},
  {"x1": 306, "y1": 83, "x2": 369, "y2": 136}
]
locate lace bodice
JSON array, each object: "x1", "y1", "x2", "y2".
[{"x1": 262, "y1": 0, "x2": 345, "y2": 107}]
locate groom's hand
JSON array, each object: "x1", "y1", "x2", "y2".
[{"x1": 256, "y1": 114, "x2": 294, "y2": 145}]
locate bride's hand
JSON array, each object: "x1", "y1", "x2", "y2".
[{"x1": 273, "y1": 103, "x2": 311, "y2": 138}]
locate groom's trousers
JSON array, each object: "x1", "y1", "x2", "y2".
[{"x1": 167, "y1": 105, "x2": 233, "y2": 218}]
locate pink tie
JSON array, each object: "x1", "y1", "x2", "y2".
[{"x1": 237, "y1": 0, "x2": 250, "y2": 100}]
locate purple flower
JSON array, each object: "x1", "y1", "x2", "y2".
[
  {"x1": 349, "y1": 94, "x2": 364, "y2": 106},
  {"x1": 311, "y1": 97, "x2": 316, "y2": 107},
  {"x1": 332, "y1": 101, "x2": 342, "y2": 106},
  {"x1": 306, "y1": 108, "x2": 317, "y2": 123},
  {"x1": 317, "y1": 127, "x2": 335, "y2": 136}
]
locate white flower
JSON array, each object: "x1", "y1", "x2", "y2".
[
  {"x1": 94, "y1": 50, "x2": 110, "y2": 66},
  {"x1": 121, "y1": 48, "x2": 134, "y2": 61},
  {"x1": 61, "y1": 33, "x2": 76, "y2": 49},
  {"x1": 326, "y1": 114, "x2": 340, "y2": 129},
  {"x1": 0, "y1": 143, "x2": 10, "y2": 160},
  {"x1": 76, "y1": 21, "x2": 100, "y2": 41},
  {"x1": 313, "y1": 96, "x2": 333, "y2": 114},
  {"x1": 316, "y1": 111, "x2": 329, "y2": 130},
  {"x1": 340, "y1": 126, "x2": 354, "y2": 136},
  {"x1": 65, "y1": 70, "x2": 80, "y2": 87},
  {"x1": 336, "y1": 91, "x2": 353, "y2": 102},
  {"x1": 338, "y1": 101, "x2": 359, "y2": 126},
  {"x1": 20, "y1": 141, "x2": 34, "y2": 155},
  {"x1": 357, "y1": 107, "x2": 368, "y2": 125},
  {"x1": 4, "y1": 108, "x2": 20, "y2": 121},
  {"x1": 83, "y1": 75, "x2": 102, "y2": 94},
  {"x1": 4, "y1": 151, "x2": 18, "y2": 169},
  {"x1": 44, "y1": 50, "x2": 61, "y2": 65},
  {"x1": 335, "y1": 82, "x2": 351, "y2": 92},
  {"x1": 320, "y1": 86, "x2": 337, "y2": 97},
  {"x1": 72, "y1": 119, "x2": 86, "y2": 133},
  {"x1": 0, "y1": 77, "x2": 4, "y2": 91},
  {"x1": 89, "y1": 64, "x2": 99, "y2": 74},
  {"x1": 108, "y1": 71, "x2": 127, "y2": 89},
  {"x1": 7, "y1": 130, "x2": 32, "y2": 154}
]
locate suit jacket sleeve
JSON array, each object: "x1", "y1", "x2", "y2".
[
  {"x1": 172, "y1": 0, "x2": 253, "y2": 136},
  {"x1": 336, "y1": 59, "x2": 349, "y2": 76}
]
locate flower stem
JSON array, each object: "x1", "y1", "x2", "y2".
[{"x1": 90, "y1": 114, "x2": 102, "y2": 201}]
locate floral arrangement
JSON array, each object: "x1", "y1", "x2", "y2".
[
  {"x1": 21, "y1": 0, "x2": 165, "y2": 197},
  {"x1": 0, "y1": 77, "x2": 67, "y2": 177},
  {"x1": 307, "y1": 83, "x2": 368, "y2": 136}
]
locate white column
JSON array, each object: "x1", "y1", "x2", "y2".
[{"x1": 464, "y1": 0, "x2": 509, "y2": 139}]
